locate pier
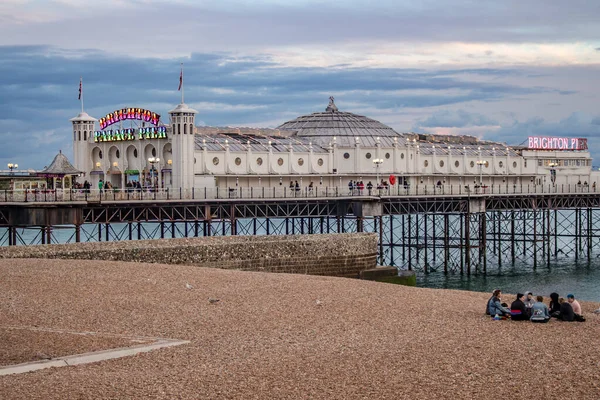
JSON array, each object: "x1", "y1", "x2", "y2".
[{"x1": 1, "y1": 185, "x2": 599, "y2": 275}]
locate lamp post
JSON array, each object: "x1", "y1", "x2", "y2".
[
  {"x1": 148, "y1": 157, "x2": 160, "y2": 190},
  {"x1": 548, "y1": 161, "x2": 557, "y2": 186},
  {"x1": 167, "y1": 159, "x2": 172, "y2": 186},
  {"x1": 7, "y1": 163, "x2": 18, "y2": 173},
  {"x1": 476, "y1": 160, "x2": 485, "y2": 189},
  {"x1": 373, "y1": 158, "x2": 383, "y2": 185}
]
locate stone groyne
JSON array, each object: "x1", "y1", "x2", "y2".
[{"x1": 0, "y1": 233, "x2": 378, "y2": 278}]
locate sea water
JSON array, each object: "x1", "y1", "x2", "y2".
[
  {"x1": 5, "y1": 219, "x2": 600, "y2": 302},
  {"x1": 418, "y1": 258, "x2": 600, "y2": 302}
]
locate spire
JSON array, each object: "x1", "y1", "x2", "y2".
[
  {"x1": 178, "y1": 63, "x2": 184, "y2": 104},
  {"x1": 325, "y1": 96, "x2": 338, "y2": 112},
  {"x1": 78, "y1": 77, "x2": 84, "y2": 113}
]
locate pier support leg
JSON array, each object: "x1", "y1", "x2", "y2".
[
  {"x1": 444, "y1": 214, "x2": 449, "y2": 274},
  {"x1": 465, "y1": 211, "x2": 471, "y2": 276}
]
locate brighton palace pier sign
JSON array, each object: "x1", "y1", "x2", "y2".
[
  {"x1": 94, "y1": 108, "x2": 166, "y2": 143},
  {"x1": 527, "y1": 136, "x2": 588, "y2": 151}
]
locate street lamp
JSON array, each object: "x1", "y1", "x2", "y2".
[
  {"x1": 373, "y1": 158, "x2": 383, "y2": 185},
  {"x1": 476, "y1": 160, "x2": 485, "y2": 187},
  {"x1": 148, "y1": 157, "x2": 160, "y2": 190},
  {"x1": 548, "y1": 162, "x2": 557, "y2": 185},
  {"x1": 7, "y1": 163, "x2": 18, "y2": 172}
]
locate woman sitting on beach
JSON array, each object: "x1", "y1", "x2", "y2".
[
  {"x1": 530, "y1": 296, "x2": 550, "y2": 323},
  {"x1": 487, "y1": 289, "x2": 511, "y2": 318},
  {"x1": 549, "y1": 292, "x2": 561, "y2": 317}
]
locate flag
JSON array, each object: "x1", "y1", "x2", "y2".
[
  {"x1": 178, "y1": 67, "x2": 182, "y2": 91},
  {"x1": 78, "y1": 78, "x2": 82, "y2": 100}
]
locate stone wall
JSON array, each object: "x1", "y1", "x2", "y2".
[{"x1": 0, "y1": 233, "x2": 378, "y2": 278}]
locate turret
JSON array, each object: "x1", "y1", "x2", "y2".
[
  {"x1": 69, "y1": 112, "x2": 97, "y2": 173},
  {"x1": 169, "y1": 103, "x2": 197, "y2": 190}
]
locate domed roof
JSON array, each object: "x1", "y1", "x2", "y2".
[
  {"x1": 70, "y1": 111, "x2": 97, "y2": 122},
  {"x1": 277, "y1": 97, "x2": 407, "y2": 147},
  {"x1": 169, "y1": 103, "x2": 197, "y2": 114}
]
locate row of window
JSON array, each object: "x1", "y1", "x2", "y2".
[
  {"x1": 95, "y1": 148, "x2": 156, "y2": 160},
  {"x1": 538, "y1": 159, "x2": 591, "y2": 167},
  {"x1": 171, "y1": 124, "x2": 194, "y2": 135},
  {"x1": 212, "y1": 157, "x2": 326, "y2": 167},
  {"x1": 421, "y1": 160, "x2": 522, "y2": 168}
]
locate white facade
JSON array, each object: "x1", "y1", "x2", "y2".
[{"x1": 71, "y1": 100, "x2": 595, "y2": 192}]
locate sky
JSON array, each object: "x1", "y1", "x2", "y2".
[{"x1": 1, "y1": 0, "x2": 600, "y2": 169}]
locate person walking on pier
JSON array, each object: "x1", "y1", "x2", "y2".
[{"x1": 530, "y1": 296, "x2": 550, "y2": 323}]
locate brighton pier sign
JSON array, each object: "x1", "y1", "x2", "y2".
[
  {"x1": 99, "y1": 108, "x2": 160, "y2": 130},
  {"x1": 527, "y1": 136, "x2": 588, "y2": 151},
  {"x1": 94, "y1": 126, "x2": 167, "y2": 143}
]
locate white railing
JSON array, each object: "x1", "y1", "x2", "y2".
[{"x1": 0, "y1": 183, "x2": 597, "y2": 203}]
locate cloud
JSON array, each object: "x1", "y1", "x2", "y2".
[
  {"x1": 1, "y1": 1, "x2": 600, "y2": 66},
  {"x1": 416, "y1": 109, "x2": 498, "y2": 128},
  {"x1": 491, "y1": 113, "x2": 600, "y2": 152},
  {"x1": 0, "y1": 45, "x2": 598, "y2": 168}
]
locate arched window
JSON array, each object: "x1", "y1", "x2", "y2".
[
  {"x1": 178, "y1": 124, "x2": 181, "y2": 135},
  {"x1": 83, "y1": 131, "x2": 87, "y2": 141},
  {"x1": 74, "y1": 131, "x2": 76, "y2": 141},
  {"x1": 172, "y1": 124, "x2": 176, "y2": 135},
  {"x1": 184, "y1": 124, "x2": 187, "y2": 135},
  {"x1": 189, "y1": 124, "x2": 193, "y2": 134},
  {"x1": 78, "y1": 131, "x2": 81, "y2": 141}
]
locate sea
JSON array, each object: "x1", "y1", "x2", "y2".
[
  {"x1": 4, "y1": 219, "x2": 600, "y2": 302},
  {"x1": 418, "y1": 258, "x2": 600, "y2": 302}
]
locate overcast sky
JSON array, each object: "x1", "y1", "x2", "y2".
[{"x1": 1, "y1": 0, "x2": 600, "y2": 169}]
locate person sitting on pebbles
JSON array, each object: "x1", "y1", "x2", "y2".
[
  {"x1": 487, "y1": 289, "x2": 511, "y2": 319},
  {"x1": 558, "y1": 297, "x2": 575, "y2": 322},
  {"x1": 530, "y1": 295, "x2": 550, "y2": 323},
  {"x1": 567, "y1": 294, "x2": 586, "y2": 322},
  {"x1": 510, "y1": 293, "x2": 529, "y2": 321}
]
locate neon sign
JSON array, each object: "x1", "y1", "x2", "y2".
[
  {"x1": 527, "y1": 136, "x2": 588, "y2": 151},
  {"x1": 99, "y1": 108, "x2": 160, "y2": 130},
  {"x1": 94, "y1": 126, "x2": 167, "y2": 142}
]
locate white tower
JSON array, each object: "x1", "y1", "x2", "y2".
[
  {"x1": 169, "y1": 103, "x2": 197, "y2": 190},
  {"x1": 70, "y1": 112, "x2": 97, "y2": 174}
]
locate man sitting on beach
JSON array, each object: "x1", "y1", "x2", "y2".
[
  {"x1": 567, "y1": 294, "x2": 585, "y2": 321},
  {"x1": 567, "y1": 294, "x2": 581, "y2": 315},
  {"x1": 558, "y1": 297, "x2": 575, "y2": 322},
  {"x1": 510, "y1": 293, "x2": 528, "y2": 321},
  {"x1": 530, "y1": 295, "x2": 550, "y2": 323}
]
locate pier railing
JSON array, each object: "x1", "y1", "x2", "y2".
[{"x1": 1, "y1": 183, "x2": 596, "y2": 203}]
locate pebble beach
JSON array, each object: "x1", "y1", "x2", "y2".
[{"x1": 1, "y1": 258, "x2": 600, "y2": 399}]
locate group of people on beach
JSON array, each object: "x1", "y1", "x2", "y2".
[{"x1": 486, "y1": 289, "x2": 586, "y2": 323}]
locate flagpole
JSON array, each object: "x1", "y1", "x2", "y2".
[
  {"x1": 80, "y1": 77, "x2": 84, "y2": 113},
  {"x1": 181, "y1": 63, "x2": 184, "y2": 104}
]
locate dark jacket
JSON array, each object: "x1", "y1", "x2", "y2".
[
  {"x1": 510, "y1": 299, "x2": 528, "y2": 321},
  {"x1": 559, "y1": 302, "x2": 575, "y2": 322},
  {"x1": 549, "y1": 292, "x2": 561, "y2": 314}
]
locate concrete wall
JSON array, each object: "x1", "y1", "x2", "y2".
[{"x1": 0, "y1": 233, "x2": 377, "y2": 278}]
